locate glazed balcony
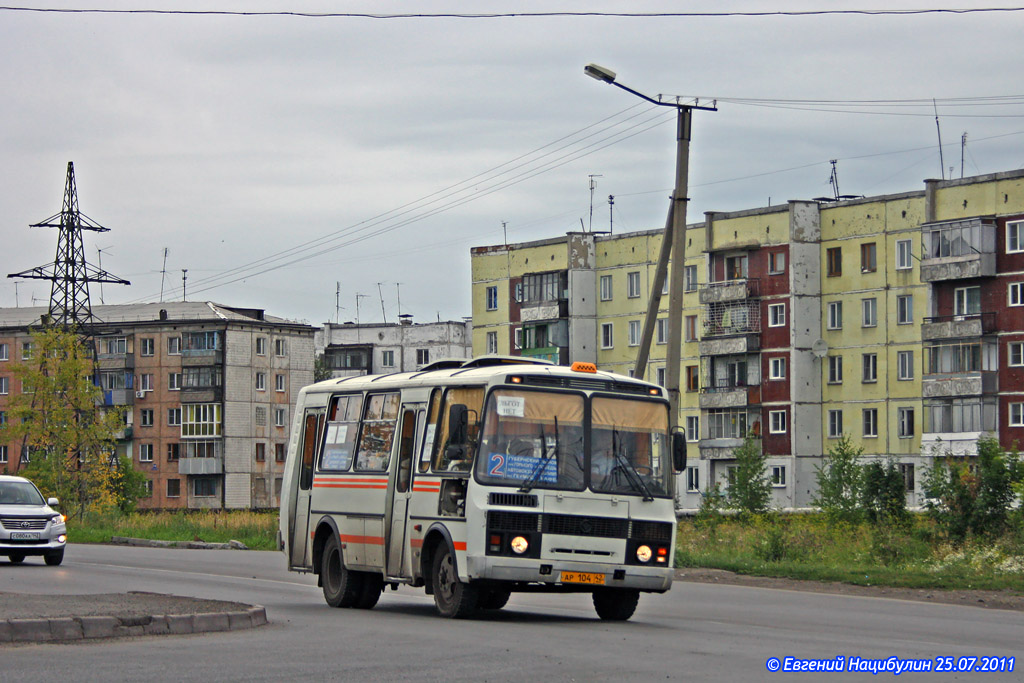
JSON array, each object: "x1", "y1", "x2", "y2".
[
  {"x1": 921, "y1": 313, "x2": 996, "y2": 341},
  {"x1": 178, "y1": 456, "x2": 224, "y2": 475},
  {"x1": 919, "y1": 217, "x2": 996, "y2": 282},
  {"x1": 922, "y1": 372, "x2": 997, "y2": 398}
]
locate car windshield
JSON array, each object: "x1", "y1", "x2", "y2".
[
  {"x1": 590, "y1": 397, "x2": 671, "y2": 497},
  {"x1": 0, "y1": 481, "x2": 45, "y2": 506}
]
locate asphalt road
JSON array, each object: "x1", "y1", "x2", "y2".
[{"x1": 2, "y1": 544, "x2": 1022, "y2": 682}]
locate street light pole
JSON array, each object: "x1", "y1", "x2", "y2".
[{"x1": 584, "y1": 64, "x2": 715, "y2": 430}]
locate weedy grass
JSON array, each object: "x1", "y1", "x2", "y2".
[
  {"x1": 676, "y1": 514, "x2": 1024, "y2": 592},
  {"x1": 71, "y1": 510, "x2": 278, "y2": 551}
]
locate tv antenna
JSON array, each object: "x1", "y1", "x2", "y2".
[
  {"x1": 159, "y1": 247, "x2": 170, "y2": 302},
  {"x1": 588, "y1": 174, "x2": 603, "y2": 232},
  {"x1": 813, "y1": 160, "x2": 862, "y2": 202}
]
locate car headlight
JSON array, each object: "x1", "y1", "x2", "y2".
[
  {"x1": 510, "y1": 536, "x2": 529, "y2": 555},
  {"x1": 51, "y1": 514, "x2": 66, "y2": 525},
  {"x1": 636, "y1": 544, "x2": 653, "y2": 563}
]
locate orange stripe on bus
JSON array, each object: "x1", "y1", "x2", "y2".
[
  {"x1": 314, "y1": 483, "x2": 388, "y2": 489},
  {"x1": 339, "y1": 534, "x2": 385, "y2": 546},
  {"x1": 453, "y1": 542, "x2": 467, "y2": 551},
  {"x1": 410, "y1": 538, "x2": 424, "y2": 548}
]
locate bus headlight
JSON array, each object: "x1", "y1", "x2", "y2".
[
  {"x1": 636, "y1": 545, "x2": 653, "y2": 563},
  {"x1": 510, "y1": 536, "x2": 529, "y2": 555}
]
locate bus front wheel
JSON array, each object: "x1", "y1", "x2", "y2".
[
  {"x1": 321, "y1": 535, "x2": 363, "y2": 608},
  {"x1": 431, "y1": 545, "x2": 478, "y2": 618},
  {"x1": 592, "y1": 588, "x2": 639, "y2": 621}
]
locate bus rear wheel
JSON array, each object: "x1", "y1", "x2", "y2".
[
  {"x1": 592, "y1": 588, "x2": 639, "y2": 621},
  {"x1": 431, "y1": 545, "x2": 478, "y2": 618},
  {"x1": 321, "y1": 535, "x2": 363, "y2": 608}
]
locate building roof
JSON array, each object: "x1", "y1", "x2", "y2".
[{"x1": 0, "y1": 302, "x2": 313, "y2": 331}]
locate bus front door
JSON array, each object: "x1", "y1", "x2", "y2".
[
  {"x1": 387, "y1": 405, "x2": 422, "y2": 577},
  {"x1": 289, "y1": 409, "x2": 323, "y2": 569}
]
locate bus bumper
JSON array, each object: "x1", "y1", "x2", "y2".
[{"x1": 466, "y1": 555, "x2": 673, "y2": 592}]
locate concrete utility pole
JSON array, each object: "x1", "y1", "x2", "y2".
[{"x1": 585, "y1": 64, "x2": 715, "y2": 430}]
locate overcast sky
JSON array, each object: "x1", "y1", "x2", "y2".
[{"x1": 2, "y1": 1, "x2": 1023, "y2": 326}]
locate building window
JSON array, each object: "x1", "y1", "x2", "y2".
[
  {"x1": 897, "y1": 295, "x2": 913, "y2": 324},
  {"x1": 513, "y1": 328, "x2": 522, "y2": 350},
  {"x1": 771, "y1": 465, "x2": 787, "y2": 487},
  {"x1": 769, "y1": 410, "x2": 787, "y2": 434},
  {"x1": 863, "y1": 408, "x2": 878, "y2": 437},
  {"x1": 1008, "y1": 220, "x2": 1024, "y2": 254},
  {"x1": 861, "y1": 298, "x2": 877, "y2": 327},
  {"x1": 181, "y1": 404, "x2": 222, "y2": 437},
  {"x1": 684, "y1": 315, "x2": 697, "y2": 342},
  {"x1": 1010, "y1": 342, "x2": 1024, "y2": 367},
  {"x1": 686, "y1": 466, "x2": 700, "y2": 492},
  {"x1": 656, "y1": 367, "x2": 666, "y2": 387},
  {"x1": 954, "y1": 286, "x2": 981, "y2": 316},
  {"x1": 0, "y1": 376, "x2": 8, "y2": 395},
  {"x1": 684, "y1": 265, "x2": 698, "y2": 292},
  {"x1": 861, "y1": 242, "x2": 877, "y2": 273},
  {"x1": 139, "y1": 443, "x2": 153, "y2": 462},
  {"x1": 194, "y1": 478, "x2": 216, "y2": 497},
  {"x1": 486, "y1": 331, "x2": 498, "y2": 354},
  {"x1": 900, "y1": 464, "x2": 916, "y2": 492},
  {"x1": 725, "y1": 255, "x2": 747, "y2": 280},
  {"x1": 256, "y1": 372, "x2": 266, "y2": 391},
  {"x1": 275, "y1": 443, "x2": 286, "y2": 462},
  {"x1": 168, "y1": 372, "x2": 181, "y2": 391},
  {"x1": 275, "y1": 339, "x2": 287, "y2": 356},
  {"x1": 140, "y1": 374, "x2": 153, "y2": 392},
  {"x1": 0, "y1": 411, "x2": 5, "y2": 426},
  {"x1": 486, "y1": 285, "x2": 498, "y2": 311},
  {"x1": 168, "y1": 336, "x2": 181, "y2": 355},
  {"x1": 167, "y1": 479, "x2": 181, "y2": 498},
  {"x1": 275, "y1": 407, "x2": 287, "y2": 427},
  {"x1": 896, "y1": 239, "x2": 913, "y2": 269},
  {"x1": 140, "y1": 409, "x2": 154, "y2": 427},
  {"x1": 628, "y1": 320, "x2": 641, "y2": 347},
  {"x1": 0, "y1": 445, "x2": 7, "y2": 464},
  {"x1": 101, "y1": 338, "x2": 124, "y2": 355},
  {"x1": 862, "y1": 353, "x2": 877, "y2": 382},
  {"x1": 769, "y1": 356, "x2": 786, "y2": 380},
  {"x1": 898, "y1": 407, "x2": 915, "y2": 438},
  {"x1": 685, "y1": 415, "x2": 699, "y2": 442},
  {"x1": 1011, "y1": 402, "x2": 1024, "y2": 427},
  {"x1": 662, "y1": 276, "x2": 669, "y2": 295},
  {"x1": 685, "y1": 366, "x2": 699, "y2": 392},
  {"x1": 167, "y1": 443, "x2": 180, "y2": 461},
  {"x1": 768, "y1": 302, "x2": 786, "y2": 327},
  {"x1": 143, "y1": 480, "x2": 153, "y2": 497},
  {"x1": 627, "y1": 271, "x2": 641, "y2": 298},
  {"x1": 275, "y1": 374, "x2": 285, "y2": 392},
  {"x1": 827, "y1": 247, "x2": 842, "y2": 277},
  {"x1": 140, "y1": 338, "x2": 155, "y2": 357},
  {"x1": 382, "y1": 349, "x2": 395, "y2": 367},
  {"x1": 167, "y1": 408, "x2": 182, "y2": 426},
  {"x1": 769, "y1": 251, "x2": 786, "y2": 275},
  {"x1": 707, "y1": 409, "x2": 748, "y2": 439},
  {"x1": 599, "y1": 274, "x2": 613, "y2": 301},
  {"x1": 522, "y1": 271, "x2": 564, "y2": 303},
  {"x1": 416, "y1": 349, "x2": 430, "y2": 366},
  {"x1": 1009, "y1": 282, "x2": 1024, "y2": 307},
  {"x1": 0, "y1": 343, "x2": 7, "y2": 361},
  {"x1": 897, "y1": 350, "x2": 914, "y2": 380},
  {"x1": 827, "y1": 301, "x2": 842, "y2": 330},
  {"x1": 828, "y1": 355, "x2": 843, "y2": 384},
  {"x1": 255, "y1": 337, "x2": 266, "y2": 356},
  {"x1": 656, "y1": 318, "x2": 668, "y2": 344},
  {"x1": 601, "y1": 323, "x2": 613, "y2": 349},
  {"x1": 828, "y1": 410, "x2": 843, "y2": 438},
  {"x1": 255, "y1": 443, "x2": 266, "y2": 462}
]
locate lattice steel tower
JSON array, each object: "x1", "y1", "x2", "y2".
[{"x1": 8, "y1": 162, "x2": 130, "y2": 328}]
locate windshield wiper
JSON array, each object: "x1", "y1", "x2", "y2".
[
  {"x1": 520, "y1": 417, "x2": 558, "y2": 493},
  {"x1": 611, "y1": 428, "x2": 654, "y2": 501}
]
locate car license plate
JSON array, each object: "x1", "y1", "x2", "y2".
[
  {"x1": 10, "y1": 532, "x2": 39, "y2": 540},
  {"x1": 560, "y1": 571, "x2": 605, "y2": 585}
]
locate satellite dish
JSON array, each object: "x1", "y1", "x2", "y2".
[{"x1": 811, "y1": 339, "x2": 828, "y2": 358}]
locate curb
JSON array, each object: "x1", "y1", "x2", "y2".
[
  {"x1": 109, "y1": 536, "x2": 249, "y2": 550},
  {"x1": 0, "y1": 605, "x2": 267, "y2": 644}
]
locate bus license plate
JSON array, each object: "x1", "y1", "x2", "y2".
[
  {"x1": 10, "y1": 532, "x2": 39, "y2": 540},
  {"x1": 560, "y1": 571, "x2": 605, "y2": 585}
]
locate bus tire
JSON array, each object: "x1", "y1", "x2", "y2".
[
  {"x1": 592, "y1": 588, "x2": 639, "y2": 621},
  {"x1": 431, "y1": 545, "x2": 478, "y2": 618},
  {"x1": 355, "y1": 573, "x2": 383, "y2": 609},
  {"x1": 478, "y1": 588, "x2": 511, "y2": 610},
  {"x1": 321, "y1": 535, "x2": 363, "y2": 608}
]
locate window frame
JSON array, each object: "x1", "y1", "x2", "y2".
[
  {"x1": 897, "y1": 294, "x2": 913, "y2": 324},
  {"x1": 684, "y1": 265, "x2": 698, "y2": 292},
  {"x1": 861, "y1": 242, "x2": 877, "y2": 273},
  {"x1": 769, "y1": 410, "x2": 787, "y2": 434},
  {"x1": 1007, "y1": 220, "x2": 1024, "y2": 254},
  {"x1": 627, "y1": 320, "x2": 641, "y2": 347},
  {"x1": 862, "y1": 298, "x2": 877, "y2": 328},
  {"x1": 139, "y1": 443, "x2": 154, "y2": 463},
  {"x1": 485, "y1": 285, "x2": 499, "y2": 311},
  {"x1": 863, "y1": 408, "x2": 878, "y2": 438},
  {"x1": 768, "y1": 251, "x2": 786, "y2": 275},
  {"x1": 769, "y1": 356, "x2": 787, "y2": 380},
  {"x1": 896, "y1": 238, "x2": 913, "y2": 269},
  {"x1": 1011, "y1": 402, "x2": 1024, "y2": 427},
  {"x1": 1009, "y1": 282, "x2": 1024, "y2": 307},
  {"x1": 828, "y1": 355, "x2": 843, "y2": 384},
  {"x1": 256, "y1": 372, "x2": 266, "y2": 391},
  {"x1": 898, "y1": 407, "x2": 915, "y2": 438},
  {"x1": 382, "y1": 349, "x2": 395, "y2": 367},
  {"x1": 686, "y1": 465, "x2": 700, "y2": 492},
  {"x1": 656, "y1": 318, "x2": 668, "y2": 344},
  {"x1": 626, "y1": 271, "x2": 641, "y2": 298},
  {"x1": 140, "y1": 338, "x2": 155, "y2": 357},
  {"x1": 685, "y1": 415, "x2": 699, "y2": 442},
  {"x1": 827, "y1": 301, "x2": 843, "y2": 330},
  {"x1": 600, "y1": 322, "x2": 614, "y2": 349},
  {"x1": 862, "y1": 353, "x2": 878, "y2": 383},
  {"x1": 599, "y1": 274, "x2": 613, "y2": 301},
  {"x1": 828, "y1": 409, "x2": 843, "y2": 438},
  {"x1": 827, "y1": 247, "x2": 842, "y2": 277},
  {"x1": 485, "y1": 330, "x2": 498, "y2": 354},
  {"x1": 897, "y1": 350, "x2": 914, "y2": 380},
  {"x1": 767, "y1": 302, "x2": 786, "y2": 328},
  {"x1": 1009, "y1": 341, "x2": 1024, "y2": 367},
  {"x1": 771, "y1": 465, "x2": 787, "y2": 487}
]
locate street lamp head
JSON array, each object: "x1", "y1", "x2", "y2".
[{"x1": 584, "y1": 63, "x2": 616, "y2": 84}]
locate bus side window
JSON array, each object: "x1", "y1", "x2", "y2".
[
  {"x1": 299, "y1": 413, "x2": 318, "y2": 490},
  {"x1": 419, "y1": 389, "x2": 441, "y2": 473},
  {"x1": 396, "y1": 409, "x2": 416, "y2": 493},
  {"x1": 355, "y1": 392, "x2": 401, "y2": 472},
  {"x1": 431, "y1": 387, "x2": 484, "y2": 472}
]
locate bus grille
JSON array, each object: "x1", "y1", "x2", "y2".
[
  {"x1": 488, "y1": 492, "x2": 539, "y2": 508},
  {"x1": 631, "y1": 520, "x2": 674, "y2": 543},
  {"x1": 0, "y1": 516, "x2": 49, "y2": 531},
  {"x1": 487, "y1": 510, "x2": 541, "y2": 532},
  {"x1": 543, "y1": 514, "x2": 629, "y2": 539}
]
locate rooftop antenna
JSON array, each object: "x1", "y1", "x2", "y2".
[
  {"x1": 13, "y1": 280, "x2": 21, "y2": 307},
  {"x1": 335, "y1": 282, "x2": 341, "y2": 323},
  {"x1": 182, "y1": 269, "x2": 188, "y2": 301},
  {"x1": 934, "y1": 99, "x2": 945, "y2": 179},
  {"x1": 159, "y1": 247, "x2": 170, "y2": 302},
  {"x1": 502, "y1": 220, "x2": 508, "y2": 246},
  {"x1": 377, "y1": 282, "x2": 387, "y2": 324},
  {"x1": 961, "y1": 132, "x2": 968, "y2": 178},
  {"x1": 588, "y1": 174, "x2": 603, "y2": 232},
  {"x1": 608, "y1": 195, "x2": 615, "y2": 234},
  {"x1": 95, "y1": 245, "x2": 112, "y2": 304},
  {"x1": 813, "y1": 160, "x2": 861, "y2": 202},
  {"x1": 395, "y1": 282, "x2": 403, "y2": 318},
  {"x1": 355, "y1": 293, "x2": 371, "y2": 325},
  {"x1": 7, "y1": 162, "x2": 130, "y2": 330}
]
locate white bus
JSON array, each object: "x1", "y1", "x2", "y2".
[{"x1": 279, "y1": 356, "x2": 685, "y2": 620}]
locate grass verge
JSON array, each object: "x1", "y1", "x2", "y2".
[{"x1": 71, "y1": 510, "x2": 278, "y2": 551}]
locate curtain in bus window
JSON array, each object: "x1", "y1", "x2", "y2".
[{"x1": 355, "y1": 392, "x2": 401, "y2": 472}]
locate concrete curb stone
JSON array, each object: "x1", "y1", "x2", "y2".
[{"x1": 109, "y1": 536, "x2": 249, "y2": 550}]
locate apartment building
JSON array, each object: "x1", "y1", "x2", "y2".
[
  {"x1": 315, "y1": 318, "x2": 471, "y2": 378},
  {"x1": 0, "y1": 302, "x2": 315, "y2": 510},
  {"x1": 470, "y1": 168, "x2": 1024, "y2": 511}
]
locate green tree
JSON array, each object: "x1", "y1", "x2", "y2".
[
  {"x1": 110, "y1": 453, "x2": 150, "y2": 513},
  {"x1": 313, "y1": 353, "x2": 332, "y2": 382},
  {"x1": 923, "y1": 436, "x2": 1022, "y2": 540},
  {"x1": 725, "y1": 432, "x2": 771, "y2": 517},
  {"x1": 0, "y1": 327, "x2": 128, "y2": 520},
  {"x1": 813, "y1": 435, "x2": 864, "y2": 524},
  {"x1": 861, "y1": 459, "x2": 908, "y2": 526}
]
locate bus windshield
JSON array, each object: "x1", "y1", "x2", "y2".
[{"x1": 474, "y1": 388, "x2": 671, "y2": 497}]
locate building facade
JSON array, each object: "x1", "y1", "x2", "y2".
[
  {"x1": 0, "y1": 302, "x2": 315, "y2": 510},
  {"x1": 316, "y1": 319, "x2": 471, "y2": 378},
  {"x1": 470, "y1": 169, "x2": 1024, "y2": 511}
]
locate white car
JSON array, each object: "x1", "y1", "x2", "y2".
[{"x1": 0, "y1": 475, "x2": 67, "y2": 566}]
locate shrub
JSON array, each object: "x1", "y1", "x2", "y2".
[
  {"x1": 813, "y1": 435, "x2": 864, "y2": 524},
  {"x1": 861, "y1": 459, "x2": 908, "y2": 526},
  {"x1": 725, "y1": 433, "x2": 772, "y2": 517}
]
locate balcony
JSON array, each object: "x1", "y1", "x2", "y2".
[
  {"x1": 921, "y1": 313, "x2": 996, "y2": 341},
  {"x1": 182, "y1": 349, "x2": 224, "y2": 366},
  {"x1": 100, "y1": 389, "x2": 134, "y2": 407},
  {"x1": 699, "y1": 334, "x2": 760, "y2": 357},
  {"x1": 520, "y1": 346, "x2": 564, "y2": 365},
  {"x1": 178, "y1": 456, "x2": 224, "y2": 475},
  {"x1": 699, "y1": 437, "x2": 761, "y2": 461},
  {"x1": 699, "y1": 278, "x2": 759, "y2": 305},
  {"x1": 919, "y1": 217, "x2": 996, "y2": 282},
  {"x1": 180, "y1": 386, "x2": 224, "y2": 403},
  {"x1": 699, "y1": 383, "x2": 760, "y2": 409},
  {"x1": 96, "y1": 353, "x2": 134, "y2": 371},
  {"x1": 519, "y1": 300, "x2": 568, "y2": 323},
  {"x1": 113, "y1": 426, "x2": 133, "y2": 441},
  {"x1": 922, "y1": 371, "x2": 997, "y2": 398}
]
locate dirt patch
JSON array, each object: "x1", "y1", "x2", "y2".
[{"x1": 675, "y1": 568, "x2": 1024, "y2": 612}]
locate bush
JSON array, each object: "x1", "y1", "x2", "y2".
[
  {"x1": 861, "y1": 459, "x2": 908, "y2": 526},
  {"x1": 813, "y1": 435, "x2": 864, "y2": 524},
  {"x1": 726, "y1": 433, "x2": 772, "y2": 517}
]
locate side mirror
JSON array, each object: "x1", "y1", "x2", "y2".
[
  {"x1": 47, "y1": 497, "x2": 60, "y2": 508},
  {"x1": 672, "y1": 432, "x2": 687, "y2": 473},
  {"x1": 448, "y1": 404, "x2": 469, "y2": 446}
]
